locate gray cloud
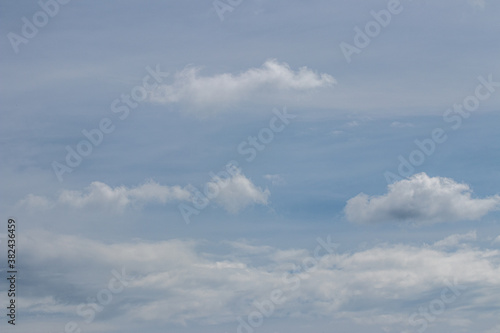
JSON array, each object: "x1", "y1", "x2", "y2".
[
  {"x1": 17, "y1": 230, "x2": 500, "y2": 331},
  {"x1": 345, "y1": 173, "x2": 500, "y2": 224}
]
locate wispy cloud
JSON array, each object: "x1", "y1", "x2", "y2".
[
  {"x1": 345, "y1": 173, "x2": 500, "y2": 224},
  {"x1": 343, "y1": 120, "x2": 359, "y2": 128},
  {"x1": 18, "y1": 181, "x2": 191, "y2": 212},
  {"x1": 263, "y1": 174, "x2": 286, "y2": 186},
  {"x1": 19, "y1": 170, "x2": 269, "y2": 214},
  {"x1": 16, "y1": 181, "x2": 192, "y2": 212},
  {"x1": 59, "y1": 181, "x2": 191, "y2": 211},
  {"x1": 390, "y1": 121, "x2": 414, "y2": 128},
  {"x1": 149, "y1": 59, "x2": 335, "y2": 112},
  {"x1": 433, "y1": 230, "x2": 477, "y2": 248},
  {"x1": 468, "y1": 0, "x2": 486, "y2": 9}
]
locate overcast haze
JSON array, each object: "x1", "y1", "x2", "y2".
[{"x1": 1, "y1": 1, "x2": 500, "y2": 332}]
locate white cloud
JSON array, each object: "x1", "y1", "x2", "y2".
[
  {"x1": 19, "y1": 170, "x2": 270, "y2": 214},
  {"x1": 330, "y1": 130, "x2": 344, "y2": 136},
  {"x1": 19, "y1": 180, "x2": 191, "y2": 212},
  {"x1": 264, "y1": 174, "x2": 286, "y2": 186},
  {"x1": 149, "y1": 59, "x2": 335, "y2": 111},
  {"x1": 343, "y1": 120, "x2": 359, "y2": 128},
  {"x1": 18, "y1": 230, "x2": 500, "y2": 330},
  {"x1": 17, "y1": 194, "x2": 53, "y2": 210},
  {"x1": 59, "y1": 180, "x2": 192, "y2": 211},
  {"x1": 433, "y1": 231, "x2": 477, "y2": 248},
  {"x1": 493, "y1": 235, "x2": 500, "y2": 244},
  {"x1": 468, "y1": 0, "x2": 486, "y2": 9},
  {"x1": 207, "y1": 169, "x2": 270, "y2": 213},
  {"x1": 390, "y1": 121, "x2": 414, "y2": 128},
  {"x1": 19, "y1": 296, "x2": 75, "y2": 315},
  {"x1": 345, "y1": 173, "x2": 500, "y2": 225},
  {"x1": 223, "y1": 240, "x2": 274, "y2": 255}
]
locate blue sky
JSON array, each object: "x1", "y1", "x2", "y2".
[{"x1": 1, "y1": 1, "x2": 500, "y2": 332}]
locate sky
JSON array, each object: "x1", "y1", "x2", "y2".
[{"x1": 1, "y1": 0, "x2": 500, "y2": 332}]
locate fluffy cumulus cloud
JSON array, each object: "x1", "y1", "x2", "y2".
[
  {"x1": 207, "y1": 169, "x2": 270, "y2": 213},
  {"x1": 17, "y1": 230, "x2": 500, "y2": 332},
  {"x1": 345, "y1": 173, "x2": 500, "y2": 225},
  {"x1": 148, "y1": 59, "x2": 335, "y2": 111}
]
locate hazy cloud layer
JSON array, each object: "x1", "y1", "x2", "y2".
[
  {"x1": 345, "y1": 173, "x2": 500, "y2": 224},
  {"x1": 18, "y1": 230, "x2": 500, "y2": 332}
]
